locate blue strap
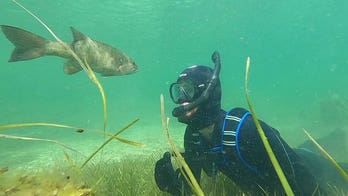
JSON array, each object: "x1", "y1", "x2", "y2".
[
  {"x1": 219, "y1": 109, "x2": 235, "y2": 163},
  {"x1": 214, "y1": 109, "x2": 262, "y2": 173},
  {"x1": 235, "y1": 111, "x2": 262, "y2": 173},
  {"x1": 221, "y1": 108, "x2": 234, "y2": 147}
]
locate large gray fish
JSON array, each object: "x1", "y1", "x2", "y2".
[
  {"x1": 1, "y1": 25, "x2": 137, "y2": 76},
  {"x1": 298, "y1": 128, "x2": 348, "y2": 161}
]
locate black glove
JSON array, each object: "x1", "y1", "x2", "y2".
[{"x1": 154, "y1": 152, "x2": 180, "y2": 194}]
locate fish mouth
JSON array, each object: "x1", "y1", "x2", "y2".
[
  {"x1": 129, "y1": 62, "x2": 138, "y2": 71},
  {"x1": 132, "y1": 63, "x2": 138, "y2": 72},
  {"x1": 119, "y1": 62, "x2": 138, "y2": 74}
]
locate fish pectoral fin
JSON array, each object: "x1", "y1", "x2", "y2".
[{"x1": 64, "y1": 59, "x2": 83, "y2": 75}]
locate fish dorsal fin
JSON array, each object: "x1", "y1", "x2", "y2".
[{"x1": 70, "y1": 27, "x2": 87, "y2": 42}]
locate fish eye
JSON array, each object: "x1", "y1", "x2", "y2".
[{"x1": 119, "y1": 58, "x2": 124, "y2": 64}]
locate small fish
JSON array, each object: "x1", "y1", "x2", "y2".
[
  {"x1": 76, "y1": 128, "x2": 85, "y2": 133},
  {"x1": 1, "y1": 25, "x2": 137, "y2": 76}
]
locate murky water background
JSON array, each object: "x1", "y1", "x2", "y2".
[{"x1": 1, "y1": 0, "x2": 347, "y2": 170}]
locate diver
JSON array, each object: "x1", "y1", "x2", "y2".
[{"x1": 154, "y1": 51, "x2": 348, "y2": 195}]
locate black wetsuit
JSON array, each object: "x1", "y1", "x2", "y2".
[{"x1": 183, "y1": 107, "x2": 320, "y2": 195}]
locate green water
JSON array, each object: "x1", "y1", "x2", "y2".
[{"x1": 1, "y1": 0, "x2": 347, "y2": 170}]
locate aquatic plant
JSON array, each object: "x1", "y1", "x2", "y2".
[
  {"x1": 0, "y1": 154, "x2": 165, "y2": 195},
  {"x1": 81, "y1": 155, "x2": 164, "y2": 195},
  {"x1": 245, "y1": 57, "x2": 348, "y2": 195},
  {"x1": 0, "y1": 133, "x2": 85, "y2": 157},
  {"x1": 160, "y1": 94, "x2": 204, "y2": 196},
  {"x1": 0, "y1": 163, "x2": 93, "y2": 196},
  {"x1": 0, "y1": 2, "x2": 146, "y2": 195},
  {"x1": 12, "y1": 0, "x2": 108, "y2": 132},
  {"x1": 244, "y1": 57, "x2": 294, "y2": 196},
  {"x1": 2, "y1": 149, "x2": 347, "y2": 195},
  {"x1": 0, "y1": 120, "x2": 144, "y2": 166},
  {"x1": 80, "y1": 118, "x2": 144, "y2": 169},
  {"x1": 303, "y1": 128, "x2": 348, "y2": 182}
]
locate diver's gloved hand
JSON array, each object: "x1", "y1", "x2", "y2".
[{"x1": 154, "y1": 152, "x2": 180, "y2": 195}]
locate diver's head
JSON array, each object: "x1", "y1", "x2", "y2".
[{"x1": 169, "y1": 65, "x2": 221, "y2": 129}]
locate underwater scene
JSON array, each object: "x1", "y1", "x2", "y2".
[{"x1": 0, "y1": 0, "x2": 347, "y2": 195}]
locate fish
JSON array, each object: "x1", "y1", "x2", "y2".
[
  {"x1": 298, "y1": 128, "x2": 348, "y2": 162},
  {"x1": 1, "y1": 25, "x2": 138, "y2": 76}
]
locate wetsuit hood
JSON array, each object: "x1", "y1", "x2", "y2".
[{"x1": 171, "y1": 65, "x2": 221, "y2": 129}]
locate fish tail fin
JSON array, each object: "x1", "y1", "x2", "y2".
[{"x1": 1, "y1": 25, "x2": 50, "y2": 62}]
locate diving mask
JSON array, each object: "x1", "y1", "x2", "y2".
[{"x1": 169, "y1": 79, "x2": 204, "y2": 104}]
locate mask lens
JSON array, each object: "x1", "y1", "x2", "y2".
[{"x1": 170, "y1": 81, "x2": 195, "y2": 104}]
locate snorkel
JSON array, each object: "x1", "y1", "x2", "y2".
[{"x1": 172, "y1": 51, "x2": 221, "y2": 118}]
